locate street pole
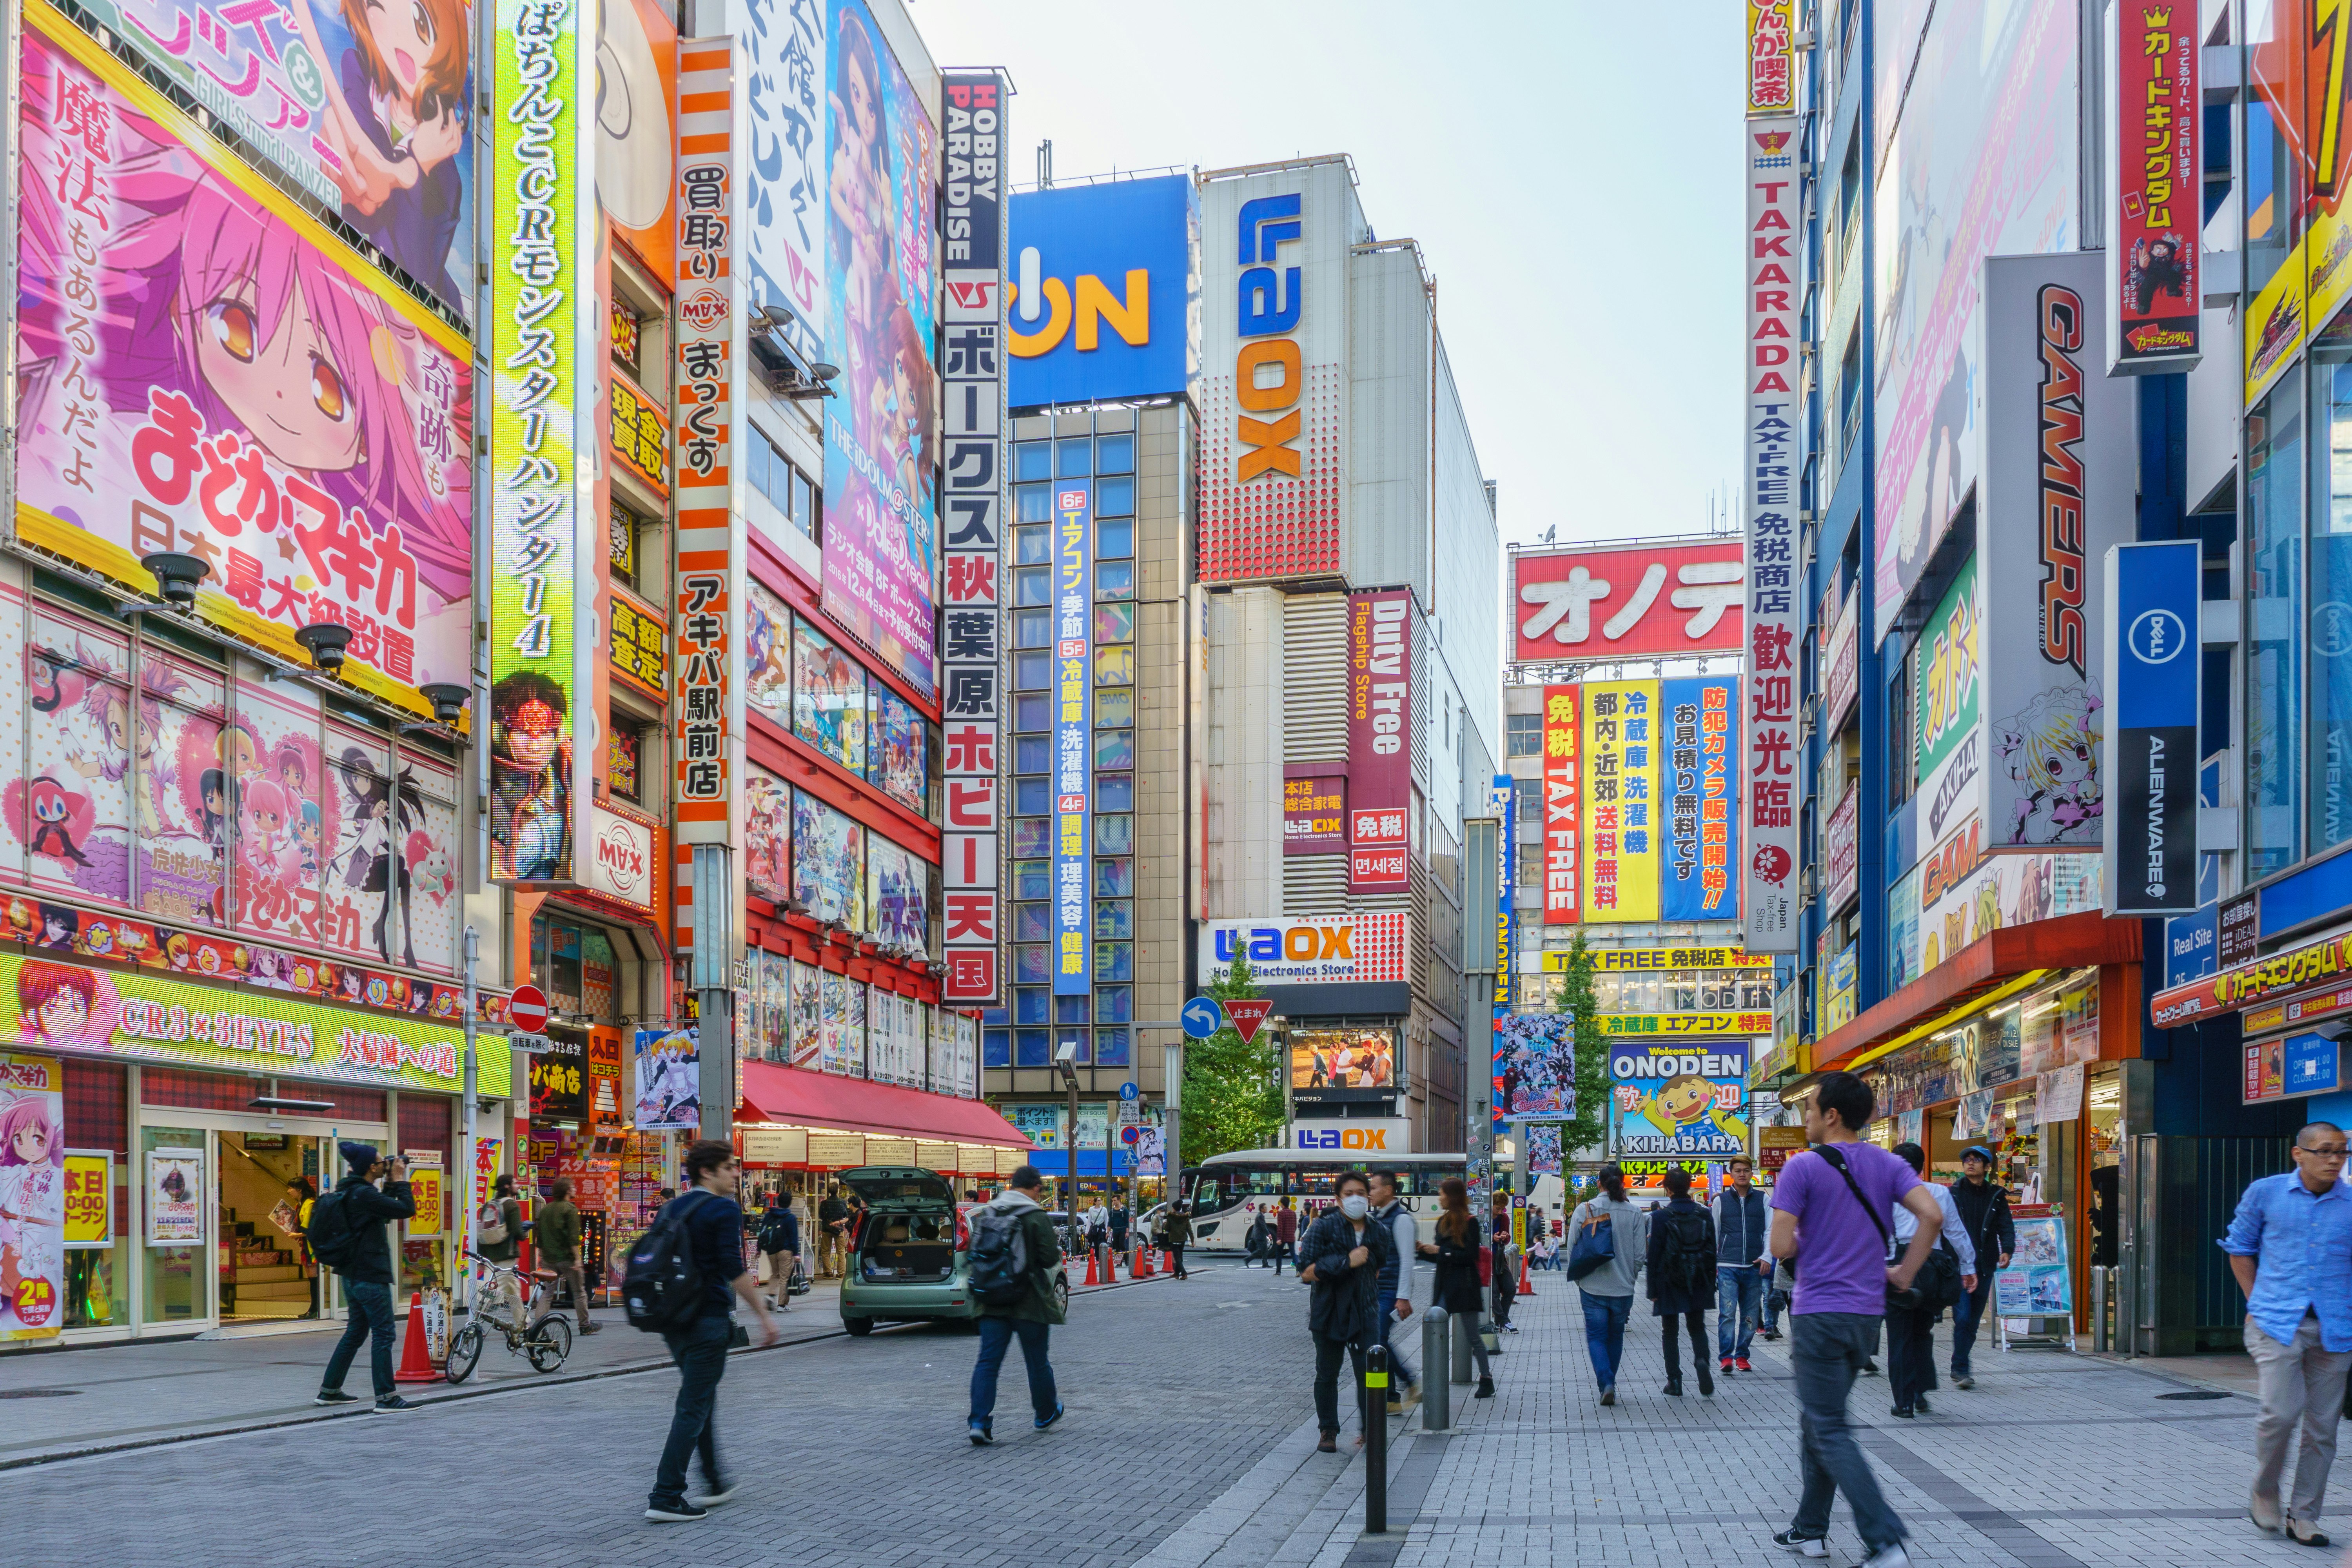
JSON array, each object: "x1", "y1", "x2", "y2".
[
  {"x1": 1066, "y1": 1071, "x2": 1079, "y2": 1238},
  {"x1": 459, "y1": 924, "x2": 478, "y2": 1313},
  {"x1": 1164, "y1": 1038, "x2": 1184, "y2": 1218}
]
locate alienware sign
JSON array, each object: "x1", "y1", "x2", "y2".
[{"x1": 2102, "y1": 541, "x2": 2200, "y2": 915}]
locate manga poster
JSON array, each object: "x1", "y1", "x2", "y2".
[
  {"x1": 1492, "y1": 1013, "x2": 1577, "y2": 1123},
  {"x1": 788, "y1": 958, "x2": 822, "y2": 1067},
  {"x1": 14, "y1": 12, "x2": 477, "y2": 711},
  {"x1": 743, "y1": 768, "x2": 791, "y2": 904},
  {"x1": 793, "y1": 614, "x2": 866, "y2": 773},
  {"x1": 866, "y1": 833, "x2": 925, "y2": 952},
  {"x1": 631, "y1": 1026, "x2": 700, "y2": 1131},
  {"x1": 869, "y1": 683, "x2": 925, "y2": 810},
  {"x1": 0, "y1": 1055, "x2": 66, "y2": 1336},
  {"x1": 791, "y1": 788, "x2": 864, "y2": 930},
  {"x1": 746, "y1": 581, "x2": 794, "y2": 727},
  {"x1": 817, "y1": 0, "x2": 937, "y2": 698}
]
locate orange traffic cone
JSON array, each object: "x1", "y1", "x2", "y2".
[
  {"x1": 1082, "y1": 1249, "x2": 1101, "y2": 1286},
  {"x1": 394, "y1": 1291, "x2": 444, "y2": 1384},
  {"x1": 1132, "y1": 1246, "x2": 1152, "y2": 1278},
  {"x1": 1102, "y1": 1246, "x2": 1118, "y2": 1282},
  {"x1": 1517, "y1": 1258, "x2": 1536, "y2": 1298}
]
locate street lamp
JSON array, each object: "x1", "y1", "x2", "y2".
[{"x1": 1056, "y1": 1040, "x2": 1081, "y2": 1238}]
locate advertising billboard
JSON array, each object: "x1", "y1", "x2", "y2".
[
  {"x1": 1051, "y1": 483, "x2": 1093, "y2": 996},
  {"x1": 1742, "y1": 118, "x2": 1803, "y2": 951},
  {"x1": 2241, "y1": 2, "x2": 2352, "y2": 403},
  {"x1": 939, "y1": 70, "x2": 1009, "y2": 1005},
  {"x1": 1610, "y1": 1041, "x2": 1750, "y2": 1158},
  {"x1": 2104, "y1": 541, "x2": 2201, "y2": 915},
  {"x1": 1820, "y1": 587, "x2": 1860, "y2": 734},
  {"x1": 1200, "y1": 914, "x2": 1410, "y2": 987},
  {"x1": 1347, "y1": 589, "x2": 1413, "y2": 892},
  {"x1": 1283, "y1": 776, "x2": 1347, "y2": 854},
  {"x1": 1493, "y1": 1013, "x2": 1575, "y2": 1124},
  {"x1": 742, "y1": 0, "x2": 825, "y2": 362},
  {"x1": 1290, "y1": 1029, "x2": 1397, "y2": 1092},
  {"x1": 1582, "y1": 680, "x2": 1661, "y2": 923},
  {"x1": 2106, "y1": 3, "x2": 2198, "y2": 373},
  {"x1": 1196, "y1": 162, "x2": 1352, "y2": 583},
  {"x1": 818, "y1": 0, "x2": 938, "y2": 698},
  {"x1": 1492, "y1": 776, "x2": 1516, "y2": 1011},
  {"x1": 1541, "y1": 685, "x2": 1581, "y2": 924},
  {"x1": 1983, "y1": 253, "x2": 2135, "y2": 851},
  {"x1": 1661, "y1": 675, "x2": 1738, "y2": 920},
  {"x1": 1513, "y1": 542, "x2": 1745, "y2": 662},
  {"x1": 1007, "y1": 175, "x2": 1199, "y2": 407},
  {"x1": 1871, "y1": 0, "x2": 2076, "y2": 644},
  {"x1": 1745, "y1": 0, "x2": 1799, "y2": 116},
  {"x1": 1825, "y1": 780, "x2": 1860, "y2": 912},
  {"x1": 13, "y1": 11, "x2": 475, "y2": 714},
  {"x1": 1914, "y1": 557, "x2": 1984, "y2": 858}
]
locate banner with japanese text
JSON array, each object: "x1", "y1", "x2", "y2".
[
  {"x1": 1661, "y1": 676, "x2": 1738, "y2": 920},
  {"x1": 1541, "y1": 685, "x2": 1580, "y2": 924},
  {"x1": 1581, "y1": 680, "x2": 1661, "y2": 923}
]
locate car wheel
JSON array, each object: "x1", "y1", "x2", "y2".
[{"x1": 843, "y1": 1316, "x2": 873, "y2": 1336}]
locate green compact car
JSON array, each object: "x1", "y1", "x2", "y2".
[{"x1": 837, "y1": 1167, "x2": 981, "y2": 1335}]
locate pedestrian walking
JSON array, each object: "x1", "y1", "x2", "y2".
[
  {"x1": 1716, "y1": 1156, "x2": 1771, "y2": 1373},
  {"x1": 1766, "y1": 1070, "x2": 1944, "y2": 1566},
  {"x1": 310, "y1": 1143, "x2": 417, "y2": 1413},
  {"x1": 1274, "y1": 1196, "x2": 1298, "y2": 1276},
  {"x1": 757, "y1": 1193, "x2": 802, "y2": 1312},
  {"x1": 1884, "y1": 1142, "x2": 1975, "y2": 1419},
  {"x1": 644, "y1": 1140, "x2": 778, "y2": 1522},
  {"x1": 476, "y1": 1171, "x2": 530, "y2": 1326},
  {"x1": 1418, "y1": 1176, "x2": 1493, "y2": 1397},
  {"x1": 534, "y1": 1177, "x2": 599, "y2": 1335},
  {"x1": 1163, "y1": 1200, "x2": 1192, "y2": 1279},
  {"x1": 966, "y1": 1164, "x2": 1065, "y2": 1445},
  {"x1": 1245, "y1": 1210, "x2": 1272, "y2": 1267},
  {"x1": 1109, "y1": 1198, "x2": 1131, "y2": 1259},
  {"x1": 1567, "y1": 1164, "x2": 1648, "y2": 1406},
  {"x1": 1946, "y1": 1144, "x2": 2013, "y2": 1387},
  {"x1": 1298, "y1": 1170, "x2": 1396, "y2": 1452},
  {"x1": 818, "y1": 1184, "x2": 849, "y2": 1278},
  {"x1": 2222, "y1": 1120, "x2": 2352, "y2": 1548},
  {"x1": 1646, "y1": 1166, "x2": 1717, "y2": 1397},
  {"x1": 1489, "y1": 1195, "x2": 1519, "y2": 1334},
  {"x1": 1369, "y1": 1169, "x2": 1422, "y2": 1401}
]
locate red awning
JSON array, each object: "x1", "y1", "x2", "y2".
[{"x1": 737, "y1": 1061, "x2": 1032, "y2": 1148}]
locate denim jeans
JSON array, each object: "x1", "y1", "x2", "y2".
[
  {"x1": 1949, "y1": 1274, "x2": 1994, "y2": 1376},
  {"x1": 322, "y1": 1278, "x2": 397, "y2": 1397},
  {"x1": 1789, "y1": 1312, "x2": 1905, "y2": 1552},
  {"x1": 969, "y1": 1315, "x2": 1058, "y2": 1428},
  {"x1": 1312, "y1": 1332, "x2": 1369, "y2": 1435},
  {"x1": 650, "y1": 1314, "x2": 732, "y2": 1508},
  {"x1": 1579, "y1": 1289, "x2": 1632, "y2": 1390},
  {"x1": 1717, "y1": 1264, "x2": 1765, "y2": 1358}
]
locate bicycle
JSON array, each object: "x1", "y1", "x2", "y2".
[{"x1": 445, "y1": 1252, "x2": 573, "y2": 1383}]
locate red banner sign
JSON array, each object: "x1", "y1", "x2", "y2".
[
  {"x1": 1541, "y1": 685, "x2": 1581, "y2": 924},
  {"x1": 1347, "y1": 590, "x2": 1413, "y2": 891},
  {"x1": 2107, "y1": 3, "x2": 2200, "y2": 373}
]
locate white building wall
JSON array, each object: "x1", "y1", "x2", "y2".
[{"x1": 1203, "y1": 586, "x2": 1285, "y2": 919}]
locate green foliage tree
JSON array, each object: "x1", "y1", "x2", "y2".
[
  {"x1": 1180, "y1": 955, "x2": 1284, "y2": 1167},
  {"x1": 1553, "y1": 931, "x2": 1610, "y2": 1159}
]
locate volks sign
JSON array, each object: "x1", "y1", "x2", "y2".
[{"x1": 1200, "y1": 914, "x2": 1409, "y2": 986}]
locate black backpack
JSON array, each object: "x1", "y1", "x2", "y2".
[
  {"x1": 622, "y1": 1191, "x2": 711, "y2": 1333},
  {"x1": 306, "y1": 1188, "x2": 359, "y2": 1270},
  {"x1": 965, "y1": 1204, "x2": 1033, "y2": 1307},
  {"x1": 1660, "y1": 1207, "x2": 1716, "y2": 1298}
]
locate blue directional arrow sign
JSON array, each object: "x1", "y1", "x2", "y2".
[{"x1": 1181, "y1": 996, "x2": 1225, "y2": 1039}]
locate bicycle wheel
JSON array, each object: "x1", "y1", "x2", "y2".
[
  {"x1": 445, "y1": 1321, "x2": 484, "y2": 1385},
  {"x1": 526, "y1": 1316, "x2": 572, "y2": 1372}
]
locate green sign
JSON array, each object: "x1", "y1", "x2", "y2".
[{"x1": 1913, "y1": 555, "x2": 1980, "y2": 788}]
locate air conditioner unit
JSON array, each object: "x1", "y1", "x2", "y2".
[{"x1": 1800, "y1": 866, "x2": 1818, "y2": 901}]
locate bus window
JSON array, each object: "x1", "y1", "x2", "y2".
[
  {"x1": 1292, "y1": 1169, "x2": 1337, "y2": 1198},
  {"x1": 1189, "y1": 1170, "x2": 1231, "y2": 1210},
  {"x1": 1243, "y1": 1167, "x2": 1283, "y2": 1196}
]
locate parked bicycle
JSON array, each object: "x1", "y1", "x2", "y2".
[{"x1": 445, "y1": 1251, "x2": 572, "y2": 1382}]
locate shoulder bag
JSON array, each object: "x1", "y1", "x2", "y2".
[
  {"x1": 1815, "y1": 1146, "x2": 1960, "y2": 1312},
  {"x1": 1564, "y1": 1202, "x2": 1617, "y2": 1283}
]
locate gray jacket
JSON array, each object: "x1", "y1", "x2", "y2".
[{"x1": 1568, "y1": 1195, "x2": 1648, "y2": 1298}]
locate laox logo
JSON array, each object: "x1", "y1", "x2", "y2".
[
  {"x1": 1295, "y1": 1126, "x2": 1388, "y2": 1151},
  {"x1": 1212, "y1": 924, "x2": 1355, "y2": 963}
]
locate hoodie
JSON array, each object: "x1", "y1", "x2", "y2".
[{"x1": 978, "y1": 1188, "x2": 1065, "y2": 1323}]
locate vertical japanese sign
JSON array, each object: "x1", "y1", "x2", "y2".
[
  {"x1": 1541, "y1": 685, "x2": 1581, "y2": 925},
  {"x1": 2103, "y1": 541, "x2": 2200, "y2": 914},
  {"x1": 490, "y1": 0, "x2": 599, "y2": 886},
  {"x1": 1745, "y1": 0, "x2": 1798, "y2": 116},
  {"x1": 1582, "y1": 680, "x2": 1662, "y2": 923},
  {"x1": 1348, "y1": 589, "x2": 1414, "y2": 891},
  {"x1": 1052, "y1": 484, "x2": 1093, "y2": 996},
  {"x1": 671, "y1": 36, "x2": 745, "y2": 954},
  {"x1": 1742, "y1": 118, "x2": 1804, "y2": 951},
  {"x1": 743, "y1": 0, "x2": 825, "y2": 363},
  {"x1": 1663, "y1": 677, "x2": 1740, "y2": 920},
  {"x1": 2105, "y1": 4, "x2": 2200, "y2": 373},
  {"x1": 1492, "y1": 776, "x2": 1516, "y2": 1010},
  {"x1": 940, "y1": 70, "x2": 1008, "y2": 1005}
]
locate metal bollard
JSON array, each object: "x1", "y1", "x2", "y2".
[
  {"x1": 1451, "y1": 1308, "x2": 1474, "y2": 1384},
  {"x1": 2091, "y1": 1267, "x2": 2108, "y2": 1352},
  {"x1": 1422, "y1": 1307, "x2": 1450, "y2": 1431},
  {"x1": 1364, "y1": 1342, "x2": 1388, "y2": 1533}
]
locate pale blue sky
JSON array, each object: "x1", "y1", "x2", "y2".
[{"x1": 916, "y1": 0, "x2": 1750, "y2": 551}]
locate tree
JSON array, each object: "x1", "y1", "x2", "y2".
[
  {"x1": 1180, "y1": 954, "x2": 1284, "y2": 1166},
  {"x1": 1554, "y1": 931, "x2": 1610, "y2": 1160}
]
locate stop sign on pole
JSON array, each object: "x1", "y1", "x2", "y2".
[
  {"x1": 1225, "y1": 999, "x2": 1272, "y2": 1044},
  {"x1": 507, "y1": 985, "x2": 549, "y2": 1033}
]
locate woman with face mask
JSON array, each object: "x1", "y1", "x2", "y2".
[{"x1": 1297, "y1": 1172, "x2": 1397, "y2": 1453}]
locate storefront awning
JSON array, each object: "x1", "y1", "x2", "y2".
[
  {"x1": 736, "y1": 1061, "x2": 1032, "y2": 1149},
  {"x1": 1809, "y1": 911, "x2": 2140, "y2": 1075}
]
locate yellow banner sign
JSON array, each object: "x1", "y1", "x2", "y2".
[
  {"x1": 1600, "y1": 1013, "x2": 1772, "y2": 1038},
  {"x1": 1583, "y1": 680, "x2": 1661, "y2": 922},
  {"x1": 407, "y1": 1161, "x2": 444, "y2": 1236},
  {"x1": 1556, "y1": 948, "x2": 1773, "y2": 973},
  {"x1": 64, "y1": 1151, "x2": 111, "y2": 1248}
]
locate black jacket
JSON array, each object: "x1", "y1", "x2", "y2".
[
  {"x1": 1300, "y1": 1208, "x2": 1396, "y2": 1345},
  {"x1": 1432, "y1": 1216, "x2": 1485, "y2": 1316},
  {"x1": 1644, "y1": 1196, "x2": 1718, "y2": 1317},
  {"x1": 326, "y1": 1173, "x2": 414, "y2": 1285},
  {"x1": 1950, "y1": 1177, "x2": 2015, "y2": 1263}
]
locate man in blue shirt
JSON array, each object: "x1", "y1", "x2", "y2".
[{"x1": 2223, "y1": 1121, "x2": 2352, "y2": 1548}]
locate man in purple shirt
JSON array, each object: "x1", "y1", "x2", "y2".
[{"x1": 1765, "y1": 1071, "x2": 1944, "y2": 1567}]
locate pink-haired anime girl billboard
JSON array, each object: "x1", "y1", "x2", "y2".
[{"x1": 12, "y1": 13, "x2": 473, "y2": 710}]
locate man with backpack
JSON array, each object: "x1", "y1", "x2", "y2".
[
  {"x1": 637, "y1": 1140, "x2": 778, "y2": 1523},
  {"x1": 1645, "y1": 1166, "x2": 1718, "y2": 1397},
  {"x1": 311, "y1": 1142, "x2": 417, "y2": 1413},
  {"x1": 966, "y1": 1164, "x2": 1065, "y2": 1445},
  {"x1": 1299, "y1": 1170, "x2": 1396, "y2": 1452},
  {"x1": 1716, "y1": 1156, "x2": 1771, "y2": 1374},
  {"x1": 1884, "y1": 1142, "x2": 1976, "y2": 1419},
  {"x1": 757, "y1": 1193, "x2": 801, "y2": 1312}
]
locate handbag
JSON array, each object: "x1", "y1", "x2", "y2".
[
  {"x1": 1565, "y1": 1205, "x2": 1617, "y2": 1282},
  {"x1": 1816, "y1": 1146, "x2": 1960, "y2": 1312}
]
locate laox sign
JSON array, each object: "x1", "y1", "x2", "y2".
[
  {"x1": 1293, "y1": 1125, "x2": 1394, "y2": 1152},
  {"x1": 1214, "y1": 924, "x2": 1358, "y2": 963}
]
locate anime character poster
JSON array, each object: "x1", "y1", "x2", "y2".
[
  {"x1": 631, "y1": 1026, "x2": 700, "y2": 1131},
  {"x1": 1492, "y1": 1013, "x2": 1577, "y2": 1124},
  {"x1": 15, "y1": 607, "x2": 133, "y2": 904},
  {"x1": 817, "y1": 968, "x2": 855, "y2": 1076},
  {"x1": 788, "y1": 958, "x2": 822, "y2": 1068},
  {"x1": 488, "y1": 672, "x2": 572, "y2": 884},
  {"x1": 792, "y1": 615, "x2": 867, "y2": 773},
  {"x1": 746, "y1": 582, "x2": 794, "y2": 727},
  {"x1": 135, "y1": 652, "x2": 227, "y2": 926},
  {"x1": 82, "y1": 0, "x2": 477, "y2": 320},
  {"x1": 866, "y1": 834, "x2": 925, "y2": 952},
  {"x1": 791, "y1": 788, "x2": 864, "y2": 930},
  {"x1": 870, "y1": 684, "x2": 925, "y2": 810},
  {"x1": 231, "y1": 682, "x2": 336, "y2": 951},
  {"x1": 743, "y1": 768, "x2": 792, "y2": 904},
  {"x1": 0, "y1": 1055, "x2": 65, "y2": 1336},
  {"x1": 13, "y1": 13, "x2": 477, "y2": 710},
  {"x1": 146, "y1": 1145, "x2": 203, "y2": 1244},
  {"x1": 817, "y1": 0, "x2": 938, "y2": 699}
]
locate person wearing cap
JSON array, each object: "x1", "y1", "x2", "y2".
[
  {"x1": 314, "y1": 1142, "x2": 417, "y2": 1413},
  {"x1": 1947, "y1": 1144, "x2": 2014, "y2": 1389}
]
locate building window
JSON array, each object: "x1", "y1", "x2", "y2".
[
  {"x1": 2313, "y1": 341, "x2": 2352, "y2": 858},
  {"x1": 1506, "y1": 711, "x2": 1542, "y2": 757},
  {"x1": 2248, "y1": 373, "x2": 2304, "y2": 877},
  {"x1": 1096, "y1": 561, "x2": 1135, "y2": 599},
  {"x1": 1096, "y1": 432, "x2": 1134, "y2": 474},
  {"x1": 1014, "y1": 441, "x2": 1053, "y2": 482},
  {"x1": 745, "y1": 424, "x2": 818, "y2": 542}
]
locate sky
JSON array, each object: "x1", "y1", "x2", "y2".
[{"x1": 913, "y1": 0, "x2": 1751, "y2": 554}]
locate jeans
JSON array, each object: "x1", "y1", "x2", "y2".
[
  {"x1": 1789, "y1": 1312, "x2": 1904, "y2": 1552},
  {"x1": 1312, "y1": 1332, "x2": 1369, "y2": 1435},
  {"x1": 970, "y1": 1316, "x2": 1058, "y2": 1428},
  {"x1": 650, "y1": 1314, "x2": 732, "y2": 1507},
  {"x1": 1168, "y1": 1245, "x2": 1187, "y2": 1277},
  {"x1": 1457, "y1": 1310, "x2": 1493, "y2": 1379},
  {"x1": 1949, "y1": 1274, "x2": 1993, "y2": 1376},
  {"x1": 322, "y1": 1278, "x2": 398, "y2": 1397},
  {"x1": 1273, "y1": 1240, "x2": 1291, "y2": 1275},
  {"x1": 1717, "y1": 1264, "x2": 1765, "y2": 1359},
  {"x1": 1579, "y1": 1289, "x2": 1633, "y2": 1390},
  {"x1": 1377, "y1": 1290, "x2": 1417, "y2": 1387},
  {"x1": 2249, "y1": 1313, "x2": 2352, "y2": 1524},
  {"x1": 1660, "y1": 1307, "x2": 1707, "y2": 1384},
  {"x1": 1886, "y1": 1301, "x2": 1937, "y2": 1412}
]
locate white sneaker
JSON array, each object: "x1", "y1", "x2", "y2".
[{"x1": 1860, "y1": 1545, "x2": 1910, "y2": 1568}]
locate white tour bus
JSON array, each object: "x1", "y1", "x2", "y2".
[{"x1": 1174, "y1": 1149, "x2": 1471, "y2": 1254}]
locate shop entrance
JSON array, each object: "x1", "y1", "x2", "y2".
[{"x1": 215, "y1": 1132, "x2": 322, "y2": 1323}]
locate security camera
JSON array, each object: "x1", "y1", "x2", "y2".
[
  {"x1": 418, "y1": 682, "x2": 469, "y2": 725},
  {"x1": 294, "y1": 622, "x2": 354, "y2": 674},
  {"x1": 140, "y1": 552, "x2": 211, "y2": 609}
]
